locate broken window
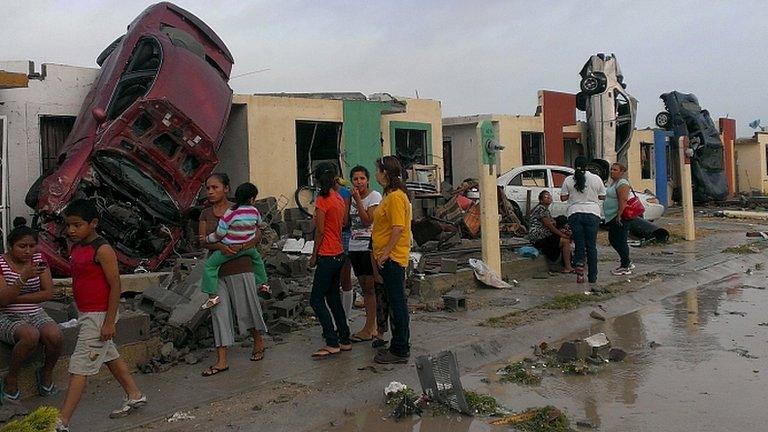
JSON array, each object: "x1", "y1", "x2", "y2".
[
  {"x1": 160, "y1": 24, "x2": 205, "y2": 59},
  {"x1": 641, "y1": 142, "x2": 654, "y2": 180},
  {"x1": 39, "y1": 116, "x2": 76, "y2": 176},
  {"x1": 521, "y1": 132, "x2": 544, "y2": 165},
  {"x1": 295, "y1": 121, "x2": 342, "y2": 187},
  {"x1": 106, "y1": 37, "x2": 161, "y2": 121},
  {"x1": 394, "y1": 128, "x2": 427, "y2": 169}
]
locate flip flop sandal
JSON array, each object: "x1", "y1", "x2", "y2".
[
  {"x1": 311, "y1": 347, "x2": 340, "y2": 358},
  {"x1": 36, "y1": 368, "x2": 58, "y2": 397},
  {"x1": 339, "y1": 344, "x2": 352, "y2": 352},
  {"x1": 250, "y1": 349, "x2": 265, "y2": 362},
  {"x1": 0, "y1": 380, "x2": 20, "y2": 402},
  {"x1": 350, "y1": 334, "x2": 374, "y2": 343},
  {"x1": 201, "y1": 366, "x2": 229, "y2": 377},
  {"x1": 201, "y1": 296, "x2": 221, "y2": 310},
  {"x1": 258, "y1": 284, "x2": 272, "y2": 300}
]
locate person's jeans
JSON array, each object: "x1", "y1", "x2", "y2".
[
  {"x1": 607, "y1": 217, "x2": 631, "y2": 268},
  {"x1": 568, "y1": 213, "x2": 601, "y2": 283},
  {"x1": 309, "y1": 255, "x2": 350, "y2": 347},
  {"x1": 202, "y1": 247, "x2": 268, "y2": 295},
  {"x1": 381, "y1": 260, "x2": 410, "y2": 357}
]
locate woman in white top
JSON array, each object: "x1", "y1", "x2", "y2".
[
  {"x1": 560, "y1": 156, "x2": 606, "y2": 284},
  {"x1": 346, "y1": 166, "x2": 382, "y2": 342}
]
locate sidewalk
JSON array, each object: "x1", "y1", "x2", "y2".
[{"x1": 18, "y1": 216, "x2": 768, "y2": 431}]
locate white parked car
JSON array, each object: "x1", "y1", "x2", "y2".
[{"x1": 497, "y1": 165, "x2": 665, "y2": 222}]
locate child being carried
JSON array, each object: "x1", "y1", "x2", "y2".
[{"x1": 199, "y1": 182, "x2": 270, "y2": 309}]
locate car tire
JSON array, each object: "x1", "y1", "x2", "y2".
[
  {"x1": 96, "y1": 35, "x2": 124, "y2": 67},
  {"x1": 580, "y1": 76, "x2": 606, "y2": 95},
  {"x1": 576, "y1": 92, "x2": 588, "y2": 111},
  {"x1": 655, "y1": 111, "x2": 671, "y2": 129}
]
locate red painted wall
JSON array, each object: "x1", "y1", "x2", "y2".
[
  {"x1": 719, "y1": 118, "x2": 736, "y2": 196},
  {"x1": 541, "y1": 90, "x2": 576, "y2": 166}
]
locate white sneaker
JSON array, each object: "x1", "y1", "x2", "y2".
[
  {"x1": 611, "y1": 267, "x2": 632, "y2": 276},
  {"x1": 627, "y1": 263, "x2": 636, "y2": 270},
  {"x1": 55, "y1": 419, "x2": 70, "y2": 432},
  {"x1": 109, "y1": 394, "x2": 147, "y2": 419}
]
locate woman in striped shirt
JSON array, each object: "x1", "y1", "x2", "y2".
[
  {"x1": 199, "y1": 182, "x2": 270, "y2": 310},
  {"x1": 0, "y1": 220, "x2": 63, "y2": 401}
]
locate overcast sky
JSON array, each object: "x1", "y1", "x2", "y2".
[{"x1": 3, "y1": 0, "x2": 766, "y2": 136}]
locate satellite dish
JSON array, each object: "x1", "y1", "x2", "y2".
[{"x1": 749, "y1": 119, "x2": 761, "y2": 129}]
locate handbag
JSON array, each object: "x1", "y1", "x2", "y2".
[{"x1": 621, "y1": 187, "x2": 645, "y2": 220}]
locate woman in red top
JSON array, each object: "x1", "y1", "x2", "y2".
[{"x1": 309, "y1": 163, "x2": 351, "y2": 358}]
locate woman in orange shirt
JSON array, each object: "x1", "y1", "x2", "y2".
[
  {"x1": 309, "y1": 163, "x2": 351, "y2": 358},
  {"x1": 371, "y1": 156, "x2": 412, "y2": 364}
]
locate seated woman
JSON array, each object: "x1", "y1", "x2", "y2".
[
  {"x1": 0, "y1": 219, "x2": 63, "y2": 401},
  {"x1": 527, "y1": 191, "x2": 573, "y2": 273}
]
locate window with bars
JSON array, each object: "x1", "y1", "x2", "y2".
[
  {"x1": 39, "y1": 116, "x2": 76, "y2": 176},
  {"x1": 521, "y1": 132, "x2": 544, "y2": 165}
]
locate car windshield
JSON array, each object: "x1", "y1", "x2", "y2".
[{"x1": 93, "y1": 152, "x2": 179, "y2": 221}]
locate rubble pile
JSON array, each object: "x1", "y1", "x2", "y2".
[{"x1": 498, "y1": 334, "x2": 627, "y2": 384}]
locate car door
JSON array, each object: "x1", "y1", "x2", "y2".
[{"x1": 549, "y1": 168, "x2": 572, "y2": 217}]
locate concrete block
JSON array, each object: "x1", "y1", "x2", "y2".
[
  {"x1": 297, "y1": 220, "x2": 315, "y2": 235},
  {"x1": 114, "y1": 309, "x2": 151, "y2": 345},
  {"x1": 271, "y1": 297, "x2": 302, "y2": 319},
  {"x1": 442, "y1": 290, "x2": 466, "y2": 312},
  {"x1": 292, "y1": 229, "x2": 304, "y2": 238},
  {"x1": 585, "y1": 333, "x2": 611, "y2": 358},
  {"x1": 557, "y1": 340, "x2": 591, "y2": 363},
  {"x1": 282, "y1": 255, "x2": 308, "y2": 278},
  {"x1": 440, "y1": 258, "x2": 458, "y2": 274},
  {"x1": 141, "y1": 284, "x2": 187, "y2": 312},
  {"x1": 270, "y1": 278, "x2": 288, "y2": 300},
  {"x1": 271, "y1": 221, "x2": 288, "y2": 236},
  {"x1": 41, "y1": 301, "x2": 78, "y2": 323}
]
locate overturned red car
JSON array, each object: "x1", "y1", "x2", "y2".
[{"x1": 26, "y1": 2, "x2": 234, "y2": 275}]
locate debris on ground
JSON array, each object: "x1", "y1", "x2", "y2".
[
  {"x1": 463, "y1": 390, "x2": 506, "y2": 416},
  {"x1": 468, "y1": 258, "x2": 512, "y2": 289},
  {"x1": 489, "y1": 405, "x2": 571, "y2": 431},
  {"x1": 497, "y1": 361, "x2": 542, "y2": 385},
  {"x1": 589, "y1": 310, "x2": 606, "y2": 321},
  {"x1": 167, "y1": 411, "x2": 196, "y2": 423}
]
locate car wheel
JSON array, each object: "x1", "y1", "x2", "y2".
[
  {"x1": 96, "y1": 35, "x2": 124, "y2": 67},
  {"x1": 580, "y1": 76, "x2": 606, "y2": 95},
  {"x1": 576, "y1": 92, "x2": 588, "y2": 111},
  {"x1": 655, "y1": 111, "x2": 671, "y2": 129}
]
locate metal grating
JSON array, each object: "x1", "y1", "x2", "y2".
[{"x1": 415, "y1": 351, "x2": 471, "y2": 415}]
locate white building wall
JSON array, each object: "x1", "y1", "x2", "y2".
[{"x1": 0, "y1": 61, "x2": 98, "y2": 223}]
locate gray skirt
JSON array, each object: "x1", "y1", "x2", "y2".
[{"x1": 211, "y1": 273, "x2": 268, "y2": 347}]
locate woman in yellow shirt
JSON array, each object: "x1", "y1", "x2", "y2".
[{"x1": 371, "y1": 156, "x2": 412, "y2": 364}]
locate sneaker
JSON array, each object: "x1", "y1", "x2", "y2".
[
  {"x1": 611, "y1": 267, "x2": 632, "y2": 276},
  {"x1": 109, "y1": 394, "x2": 147, "y2": 419},
  {"x1": 374, "y1": 350, "x2": 409, "y2": 364},
  {"x1": 55, "y1": 419, "x2": 70, "y2": 432},
  {"x1": 201, "y1": 296, "x2": 220, "y2": 310},
  {"x1": 627, "y1": 263, "x2": 636, "y2": 270}
]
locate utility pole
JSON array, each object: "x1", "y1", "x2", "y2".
[
  {"x1": 679, "y1": 136, "x2": 696, "y2": 240},
  {"x1": 477, "y1": 120, "x2": 503, "y2": 273}
]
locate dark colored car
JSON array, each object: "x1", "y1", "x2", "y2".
[
  {"x1": 26, "y1": 2, "x2": 234, "y2": 275},
  {"x1": 655, "y1": 92, "x2": 727, "y2": 202}
]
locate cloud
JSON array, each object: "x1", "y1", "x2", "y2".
[{"x1": 2, "y1": 0, "x2": 765, "y2": 135}]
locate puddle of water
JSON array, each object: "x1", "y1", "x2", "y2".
[
  {"x1": 326, "y1": 274, "x2": 768, "y2": 432},
  {"x1": 468, "y1": 275, "x2": 768, "y2": 432}
]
